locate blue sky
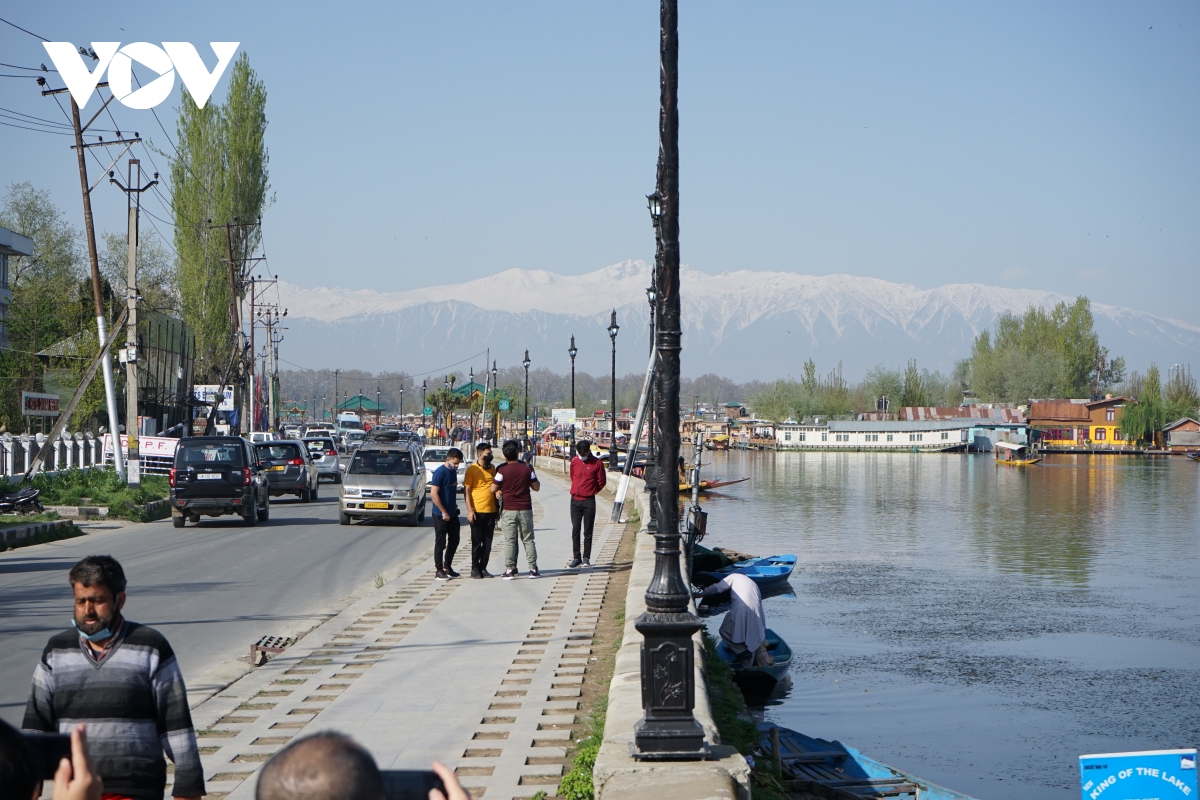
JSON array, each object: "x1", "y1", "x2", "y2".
[{"x1": 2, "y1": 1, "x2": 1197, "y2": 322}]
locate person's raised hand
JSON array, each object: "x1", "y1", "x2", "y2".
[
  {"x1": 52, "y1": 724, "x2": 102, "y2": 800},
  {"x1": 428, "y1": 760, "x2": 469, "y2": 800}
]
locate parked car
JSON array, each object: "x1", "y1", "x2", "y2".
[
  {"x1": 339, "y1": 440, "x2": 426, "y2": 526},
  {"x1": 422, "y1": 445, "x2": 465, "y2": 493},
  {"x1": 302, "y1": 436, "x2": 342, "y2": 483},
  {"x1": 256, "y1": 440, "x2": 320, "y2": 502},
  {"x1": 169, "y1": 436, "x2": 270, "y2": 527}
]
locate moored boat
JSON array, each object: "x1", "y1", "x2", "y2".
[
  {"x1": 698, "y1": 554, "x2": 796, "y2": 589},
  {"x1": 678, "y1": 476, "x2": 749, "y2": 493},
  {"x1": 1188, "y1": 452, "x2": 1200, "y2": 462},
  {"x1": 759, "y1": 724, "x2": 980, "y2": 799},
  {"x1": 716, "y1": 627, "x2": 792, "y2": 693},
  {"x1": 704, "y1": 434, "x2": 731, "y2": 450},
  {"x1": 994, "y1": 441, "x2": 1041, "y2": 466}
]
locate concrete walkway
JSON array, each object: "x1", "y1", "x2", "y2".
[{"x1": 180, "y1": 466, "x2": 622, "y2": 799}]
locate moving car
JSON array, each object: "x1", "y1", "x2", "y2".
[
  {"x1": 256, "y1": 440, "x2": 320, "y2": 502},
  {"x1": 339, "y1": 440, "x2": 426, "y2": 525},
  {"x1": 169, "y1": 436, "x2": 270, "y2": 527},
  {"x1": 302, "y1": 435, "x2": 342, "y2": 483},
  {"x1": 341, "y1": 429, "x2": 367, "y2": 453},
  {"x1": 422, "y1": 445, "x2": 465, "y2": 493}
]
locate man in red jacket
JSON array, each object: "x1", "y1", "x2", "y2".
[{"x1": 567, "y1": 440, "x2": 606, "y2": 568}]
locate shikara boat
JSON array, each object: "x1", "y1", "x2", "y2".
[
  {"x1": 1188, "y1": 452, "x2": 1200, "y2": 462},
  {"x1": 759, "y1": 724, "x2": 980, "y2": 799},
  {"x1": 704, "y1": 434, "x2": 731, "y2": 450},
  {"x1": 994, "y1": 441, "x2": 1041, "y2": 466},
  {"x1": 678, "y1": 476, "x2": 749, "y2": 493},
  {"x1": 698, "y1": 554, "x2": 796, "y2": 590},
  {"x1": 716, "y1": 628, "x2": 793, "y2": 693}
]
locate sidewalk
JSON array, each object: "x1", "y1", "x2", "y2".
[{"x1": 181, "y1": 465, "x2": 622, "y2": 800}]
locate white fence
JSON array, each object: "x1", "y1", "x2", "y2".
[{"x1": 0, "y1": 432, "x2": 104, "y2": 480}]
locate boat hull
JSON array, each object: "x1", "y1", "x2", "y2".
[
  {"x1": 716, "y1": 628, "x2": 792, "y2": 685},
  {"x1": 698, "y1": 554, "x2": 796, "y2": 589}
]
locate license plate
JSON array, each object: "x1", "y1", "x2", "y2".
[
  {"x1": 196, "y1": 473, "x2": 222, "y2": 480},
  {"x1": 363, "y1": 501, "x2": 389, "y2": 509},
  {"x1": 269, "y1": 465, "x2": 286, "y2": 471}
]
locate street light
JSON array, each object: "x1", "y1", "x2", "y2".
[
  {"x1": 522, "y1": 350, "x2": 531, "y2": 444},
  {"x1": 646, "y1": 191, "x2": 663, "y2": 222},
  {"x1": 421, "y1": 380, "x2": 427, "y2": 432},
  {"x1": 399, "y1": 387, "x2": 404, "y2": 423},
  {"x1": 568, "y1": 335, "x2": 578, "y2": 452},
  {"x1": 608, "y1": 310, "x2": 620, "y2": 471},
  {"x1": 376, "y1": 386, "x2": 381, "y2": 426}
]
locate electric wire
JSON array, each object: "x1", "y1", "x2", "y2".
[
  {"x1": 0, "y1": 61, "x2": 54, "y2": 71},
  {"x1": 0, "y1": 16, "x2": 49, "y2": 41}
]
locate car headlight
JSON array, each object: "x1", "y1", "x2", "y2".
[{"x1": 342, "y1": 487, "x2": 361, "y2": 497}]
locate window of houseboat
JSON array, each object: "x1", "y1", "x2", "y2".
[
  {"x1": 1095, "y1": 428, "x2": 1106, "y2": 440},
  {"x1": 886, "y1": 434, "x2": 893, "y2": 442}
]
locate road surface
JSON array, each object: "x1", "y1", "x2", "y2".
[{"x1": 0, "y1": 490, "x2": 435, "y2": 726}]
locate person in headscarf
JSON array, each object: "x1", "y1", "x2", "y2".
[{"x1": 694, "y1": 573, "x2": 774, "y2": 667}]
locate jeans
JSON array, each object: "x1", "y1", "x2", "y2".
[
  {"x1": 470, "y1": 511, "x2": 498, "y2": 574},
  {"x1": 569, "y1": 496, "x2": 596, "y2": 560},
  {"x1": 433, "y1": 515, "x2": 460, "y2": 572},
  {"x1": 499, "y1": 509, "x2": 536, "y2": 571}
]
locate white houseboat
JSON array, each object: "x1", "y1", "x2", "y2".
[{"x1": 774, "y1": 419, "x2": 971, "y2": 452}]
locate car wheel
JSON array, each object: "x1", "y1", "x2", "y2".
[
  {"x1": 312, "y1": 482, "x2": 319, "y2": 501},
  {"x1": 172, "y1": 513, "x2": 186, "y2": 528},
  {"x1": 257, "y1": 500, "x2": 270, "y2": 522},
  {"x1": 417, "y1": 499, "x2": 426, "y2": 523},
  {"x1": 242, "y1": 506, "x2": 258, "y2": 527},
  {"x1": 339, "y1": 511, "x2": 351, "y2": 525},
  {"x1": 334, "y1": 472, "x2": 342, "y2": 484},
  {"x1": 301, "y1": 487, "x2": 312, "y2": 503}
]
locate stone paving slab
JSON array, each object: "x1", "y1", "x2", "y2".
[{"x1": 179, "y1": 465, "x2": 621, "y2": 800}]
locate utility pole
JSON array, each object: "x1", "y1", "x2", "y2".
[
  {"x1": 43, "y1": 77, "x2": 141, "y2": 479},
  {"x1": 109, "y1": 159, "x2": 158, "y2": 488},
  {"x1": 206, "y1": 218, "x2": 264, "y2": 435}
]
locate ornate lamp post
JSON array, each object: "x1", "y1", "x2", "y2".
[
  {"x1": 376, "y1": 386, "x2": 382, "y2": 426},
  {"x1": 492, "y1": 361, "x2": 499, "y2": 439},
  {"x1": 421, "y1": 380, "x2": 427, "y2": 431},
  {"x1": 607, "y1": 310, "x2": 620, "y2": 471},
  {"x1": 399, "y1": 388, "x2": 404, "y2": 424},
  {"x1": 568, "y1": 335, "x2": 578, "y2": 452},
  {"x1": 632, "y1": 0, "x2": 706, "y2": 760},
  {"x1": 522, "y1": 350, "x2": 531, "y2": 445}
]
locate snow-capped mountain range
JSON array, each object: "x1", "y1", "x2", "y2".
[{"x1": 277, "y1": 261, "x2": 1200, "y2": 380}]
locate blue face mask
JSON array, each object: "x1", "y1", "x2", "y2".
[{"x1": 73, "y1": 618, "x2": 114, "y2": 642}]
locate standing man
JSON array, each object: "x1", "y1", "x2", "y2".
[
  {"x1": 494, "y1": 439, "x2": 540, "y2": 579},
  {"x1": 463, "y1": 441, "x2": 499, "y2": 579},
  {"x1": 430, "y1": 447, "x2": 464, "y2": 580},
  {"x1": 23, "y1": 555, "x2": 206, "y2": 800},
  {"x1": 567, "y1": 439, "x2": 606, "y2": 568}
]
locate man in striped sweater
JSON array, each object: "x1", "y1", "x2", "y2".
[{"x1": 23, "y1": 555, "x2": 205, "y2": 800}]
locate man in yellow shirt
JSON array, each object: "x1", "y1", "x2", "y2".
[{"x1": 463, "y1": 441, "x2": 499, "y2": 578}]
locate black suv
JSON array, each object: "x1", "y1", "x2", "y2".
[{"x1": 170, "y1": 436, "x2": 270, "y2": 527}]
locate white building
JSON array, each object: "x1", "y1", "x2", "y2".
[{"x1": 775, "y1": 419, "x2": 971, "y2": 451}]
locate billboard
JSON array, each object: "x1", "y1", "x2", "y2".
[
  {"x1": 21, "y1": 391, "x2": 61, "y2": 417},
  {"x1": 103, "y1": 434, "x2": 181, "y2": 459},
  {"x1": 552, "y1": 408, "x2": 577, "y2": 425},
  {"x1": 194, "y1": 384, "x2": 235, "y2": 411},
  {"x1": 1080, "y1": 749, "x2": 1197, "y2": 800}
]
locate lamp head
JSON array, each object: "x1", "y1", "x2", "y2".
[
  {"x1": 568, "y1": 335, "x2": 577, "y2": 359},
  {"x1": 608, "y1": 310, "x2": 620, "y2": 340},
  {"x1": 523, "y1": 350, "x2": 531, "y2": 370},
  {"x1": 646, "y1": 191, "x2": 664, "y2": 222}
]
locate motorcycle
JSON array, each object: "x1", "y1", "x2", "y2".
[{"x1": 0, "y1": 487, "x2": 45, "y2": 515}]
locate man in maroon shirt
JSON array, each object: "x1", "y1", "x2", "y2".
[
  {"x1": 493, "y1": 439, "x2": 541, "y2": 579},
  {"x1": 567, "y1": 440, "x2": 606, "y2": 568}
]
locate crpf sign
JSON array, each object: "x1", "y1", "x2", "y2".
[{"x1": 43, "y1": 42, "x2": 239, "y2": 110}]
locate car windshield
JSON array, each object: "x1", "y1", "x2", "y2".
[
  {"x1": 347, "y1": 431, "x2": 366, "y2": 440},
  {"x1": 340, "y1": 420, "x2": 362, "y2": 430},
  {"x1": 179, "y1": 443, "x2": 243, "y2": 465},
  {"x1": 258, "y1": 444, "x2": 302, "y2": 461},
  {"x1": 424, "y1": 448, "x2": 450, "y2": 462},
  {"x1": 349, "y1": 450, "x2": 414, "y2": 475},
  {"x1": 305, "y1": 439, "x2": 335, "y2": 451}
]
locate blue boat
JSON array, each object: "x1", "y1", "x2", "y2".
[
  {"x1": 716, "y1": 627, "x2": 793, "y2": 693},
  {"x1": 759, "y1": 724, "x2": 979, "y2": 799},
  {"x1": 699, "y1": 553, "x2": 796, "y2": 589}
]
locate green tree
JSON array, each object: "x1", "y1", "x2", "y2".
[
  {"x1": 100, "y1": 227, "x2": 180, "y2": 316},
  {"x1": 899, "y1": 359, "x2": 929, "y2": 408},
  {"x1": 1163, "y1": 364, "x2": 1199, "y2": 423},
  {"x1": 864, "y1": 364, "x2": 902, "y2": 408},
  {"x1": 1120, "y1": 364, "x2": 1167, "y2": 445}
]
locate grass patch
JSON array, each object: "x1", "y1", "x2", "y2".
[
  {"x1": 557, "y1": 697, "x2": 606, "y2": 800},
  {"x1": 1, "y1": 469, "x2": 169, "y2": 520},
  {"x1": 701, "y1": 630, "x2": 787, "y2": 800},
  {"x1": 0, "y1": 511, "x2": 61, "y2": 529}
]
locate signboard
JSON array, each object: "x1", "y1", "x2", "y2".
[
  {"x1": 1080, "y1": 750, "x2": 1197, "y2": 800},
  {"x1": 103, "y1": 434, "x2": 181, "y2": 459},
  {"x1": 552, "y1": 408, "x2": 577, "y2": 425},
  {"x1": 194, "y1": 384, "x2": 235, "y2": 411},
  {"x1": 498, "y1": 399, "x2": 510, "y2": 411},
  {"x1": 423, "y1": 406, "x2": 433, "y2": 416},
  {"x1": 21, "y1": 391, "x2": 61, "y2": 417}
]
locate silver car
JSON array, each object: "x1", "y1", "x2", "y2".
[
  {"x1": 422, "y1": 445, "x2": 465, "y2": 493},
  {"x1": 302, "y1": 436, "x2": 342, "y2": 483},
  {"x1": 339, "y1": 441, "x2": 426, "y2": 526}
]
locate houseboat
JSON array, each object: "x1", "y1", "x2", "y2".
[{"x1": 774, "y1": 419, "x2": 971, "y2": 452}]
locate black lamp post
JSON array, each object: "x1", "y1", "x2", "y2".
[
  {"x1": 491, "y1": 360, "x2": 499, "y2": 439},
  {"x1": 607, "y1": 310, "x2": 620, "y2": 471},
  {"x1": 522, "y1": 350, "x2": 531, "y2": 446},
  {"x1": 399, "y1": 388, "x2": 404, "y2": 423},
  {"x1": 633, "y1": 0, "x2": 706, "y2": 761},
  {"x1": 421, "y1": 380, "x2": 427, "y2": 431},
  {"x1": 568, "y1": 335, "x2": 578, "y2": 452},
  {"x1": 443, "y1": 376, "x2": 450, "y2": 439},
  {"x1": 376, "y1": 387, "x2": 381, "y2": 426}
]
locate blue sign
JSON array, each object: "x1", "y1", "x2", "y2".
[
  {"x1": 1080, "y1": 750, "x2": 1197, "y2": 800},
  {"x1": 498, "y1": 399, "x2": 510, "y2": 411}
]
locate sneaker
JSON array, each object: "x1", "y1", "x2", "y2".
[
  {"x1": 481, "y1": 569, "x2": 494, "y2": 578},
  {"x1": 582, "y1": 558, "x2": 591, "y2": 567},
  {"x1": 502, "y1": 570, "x2": 517, "y2": 580},
  {"x1": 435, "y1": 570, "x2": 450, "y2": 581},
  {"x1": 471, "y1": 571, "x2": 483, "y2": 579},
  {"x1": 446, "y1": 568, "x2": 461, "y2": 579},
  {"x1": 529, "y1": 569, "x2": 540, "y2": 579},
  {"x1": 566, "y1": 558, "x2": 582, "y2": 569}
]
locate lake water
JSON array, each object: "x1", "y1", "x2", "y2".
[{"x1": 690, "y1": 450, "x2": 1200, "y2": 800}]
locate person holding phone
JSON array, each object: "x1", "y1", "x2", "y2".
[{"x1": 0, "y1": 720, "x2": 102, "y2": 800}]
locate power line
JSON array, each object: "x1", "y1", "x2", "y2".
[
  {"x1": 0, "y1": 61, "x2": 54, "y2": 72},
  {"x1": 0, "y1": 15, "x2": 49, "y2": 41},
  {"x1": 0, "y1": 118, "x2": 74, "y2": 135}
]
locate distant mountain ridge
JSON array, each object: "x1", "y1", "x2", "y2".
[{"x1": 277, "y1": 261, "x2": 1200, "y2": 381}]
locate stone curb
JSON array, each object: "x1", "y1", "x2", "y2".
[{"x1": 0, "y1": 519, "x2": 79, "y2": 550}]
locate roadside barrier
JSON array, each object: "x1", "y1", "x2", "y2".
[{"x1": 0, "y1": 432, "x2": 103, "y2": 478}]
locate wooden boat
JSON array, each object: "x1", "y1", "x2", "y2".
[
  {"x1": 699, "y1": 554, "x2": 796, "y2": 589},
  {"x1": 678, "y1": 476, "x2": 749, "y2": 493},
  {"x1": 704, "y1": 434, "x2": 730, "y2": 451},
  {"x1": 1188, "y1": 452, "x2": 1200, "y2": 462},
  {"x1": 994, "y1": 441, "x2": 1041, "y2": 466},
  {"x1": 760, "y1": 724, "x2": 980, "y2": 799},
  {"x1": 716, "y1": 628, "x2": 792, "y2": 692}
]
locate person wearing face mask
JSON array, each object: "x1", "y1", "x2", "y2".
[
  {"x1": 463, "y1": 441, "x2": 499, "y2": 579},
  {"x1": 22, "y1": 556, "x2": 205, "y2": 800}
]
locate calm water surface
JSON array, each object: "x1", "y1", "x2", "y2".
[{"x1": 691, "y1": 450, "x2": 1200, "y2": 800}]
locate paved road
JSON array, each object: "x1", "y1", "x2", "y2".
[{"x1": 0, "y1": 488, "x2": 436, "y2": 727}]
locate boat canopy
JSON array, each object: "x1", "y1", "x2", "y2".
[{"x1": 994, "y1": 441, "x2": 1024, "y2": 451}]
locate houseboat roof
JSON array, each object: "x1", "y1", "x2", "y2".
[{"x1": 994, "y1": 441, "x2": 1025, "y2": 451}]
